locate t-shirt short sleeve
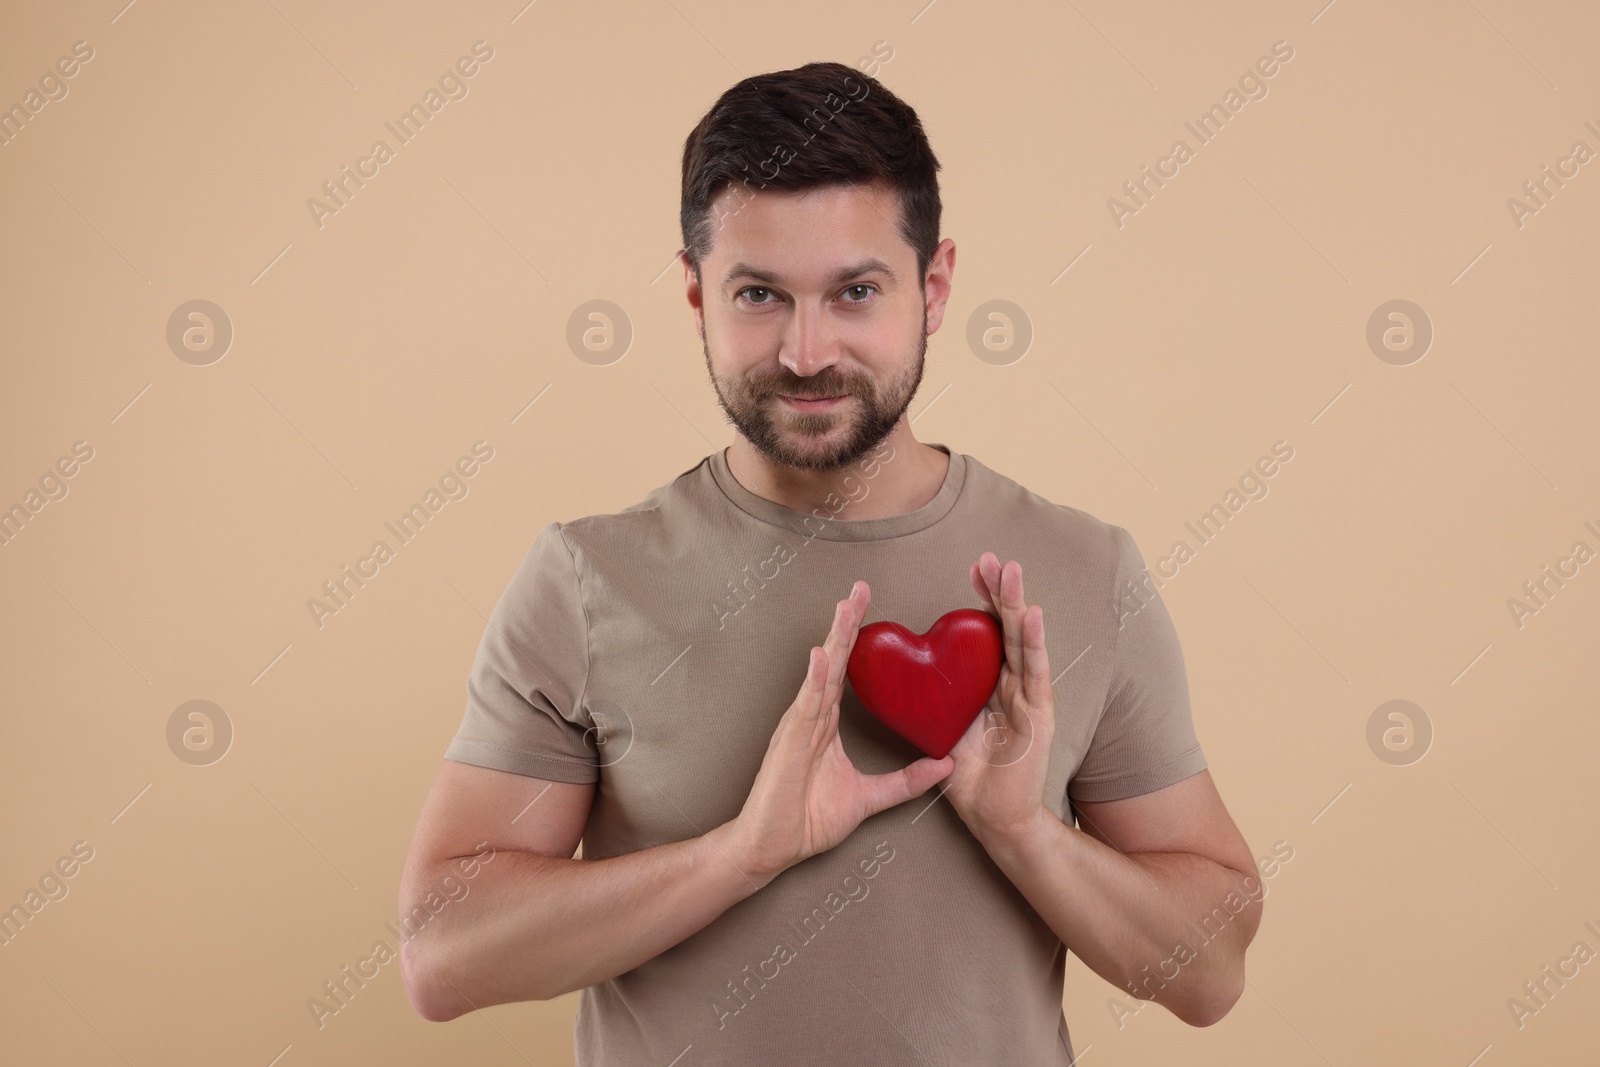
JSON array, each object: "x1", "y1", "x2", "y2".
[
  {"x1": 1068, "y1": 524, "x2": 1208, "y2": 804},
  {"x1": 443, "y1": 521, "x2": 600, "y2": 784}
]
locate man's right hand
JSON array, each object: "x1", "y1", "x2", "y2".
[{"x1": 726, "y1": 580, "x2": 953, "y2": 887}]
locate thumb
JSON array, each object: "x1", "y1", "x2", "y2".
[{"x1": 860, "y1": 756, "x2": 953, "y2": 816}]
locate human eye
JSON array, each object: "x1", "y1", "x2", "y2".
[
  {"x1": 840, "y1": 283, "x2": 877, "y2": 306},
  {"x1": 736, "y1": 286, "x2": 778, "y2": 306}
]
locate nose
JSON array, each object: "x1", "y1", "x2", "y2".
[{"x1": 778, "y1": 300, "x2": 839, "y2": 382}]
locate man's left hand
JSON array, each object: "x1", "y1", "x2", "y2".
[{"x1": 941, "y1": 552, "x2": 1056, "y2": 848}]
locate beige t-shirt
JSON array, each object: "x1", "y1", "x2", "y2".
[{"x1": 444, "y1": 440, "x2": 1207, "y2": 1065}]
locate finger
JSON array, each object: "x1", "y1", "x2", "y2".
[
  {"x1": 978, "y1": 552, "x2": 1002, "y2": 604},
  {"x1": 811, "y1": 601, "x2": 848, "y2": 739},
  {"x1": 840, "y1": 580, "x2": 870, "y2": 659},
  {"x1": 779, "y1": 644, "x2": 829, "y2": 751},
  {"x1": 1020, "y1": 603, "x2": 1054, "y2": 717},
  {"x1": 819, "y1": 583, "x2": 865, "y2": 725},
  {"x1": 979, "y1": 555, "x2": 1007, "y2": 644},
  {"x1": 997, "y1": 559, "x2": 1027, "y2": 678},
  {"x1": 860, "y1": 756, "x2": 953, "y2": 815},
  {"x1": 834, "y1": 582, "x2": 870, "y2": 721},
  {"x1": 796, "y1": 645, "x2": 826, "y2": 719},
  {"x1": 969, "y1": 561, "x2": 996, "y2": 612}
]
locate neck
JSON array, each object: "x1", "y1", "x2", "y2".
[{"x1": 724, "y1": 420, "x2": 949, "y2": 521}]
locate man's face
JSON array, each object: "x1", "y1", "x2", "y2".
[{"x1": 690, "y1": 181, "x2": 934, "y2": 473}]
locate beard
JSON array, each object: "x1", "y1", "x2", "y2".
[{"x1": 704, "y1": 305, "x2": 928, "y2": 473}]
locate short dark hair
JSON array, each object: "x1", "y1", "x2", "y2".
[{"x1": 679, "y1": 60, "x2": 942, "y2": 287}]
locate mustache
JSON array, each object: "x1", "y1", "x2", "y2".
[{"x1": 750, "y1": 371, "x2": 868, "y2": 400}]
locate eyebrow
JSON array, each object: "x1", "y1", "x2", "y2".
[{"x1": 722, "y1": 257, "x2": 898, "y2": 289}]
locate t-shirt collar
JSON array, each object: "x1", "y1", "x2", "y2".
[{"x1": 707, "y1": 442, "x2": 966, "y2": 542}]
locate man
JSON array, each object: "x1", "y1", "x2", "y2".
[{"x1": 400, "y1": 59, "x2": 1262, "y2": 1063}]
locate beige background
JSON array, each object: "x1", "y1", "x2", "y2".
[{"x1": 2, "y1": 0, "x2": 1597, "y2": 1063}]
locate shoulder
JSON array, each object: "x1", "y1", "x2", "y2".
[
  {"x1": 958, "y1": 450, "x2": 1133, "y2": 579},
  {"x1": 552, "y1": 453, "x2": 719, "y2": 564}
]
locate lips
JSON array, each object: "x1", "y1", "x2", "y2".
[{"x1": 778, "y1": 394, "x2": 848, "y2": 411}]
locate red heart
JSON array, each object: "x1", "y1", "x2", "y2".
[{"x1": 846, "y1": 608, "x2": 1003, "y2": 759}]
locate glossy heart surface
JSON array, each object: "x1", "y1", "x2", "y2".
[{"x1": 845, "y1": 608, "x2": 1003, "y2": 759}]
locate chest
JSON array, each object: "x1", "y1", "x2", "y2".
[{"x1": 576, "y1": 538, "x2": 1115, "y2": 854}]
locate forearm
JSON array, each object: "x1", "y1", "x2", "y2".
[
  {"x1": 404, "y1": 820, "x2": 764, "y2": 1019},
  {"x1": 980, "y1": 808, "x2": 1261, "y2": 1026}
]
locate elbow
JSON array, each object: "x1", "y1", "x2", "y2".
[
  {"x1": 1175, "y1": 967, "x2": 1245, "y2": 1028},
  {"x1": 400, "y1": 936, "x2": 565, "y2": 1018},
  {"x1": 400, "y1": 938, "x2": 470, "y2": 1023},
  {"x1": 407, "y1": 988, "x2": 462, "y2": 1024},
  {"x1": 1179, "y1": 890, "x2": 1261, "y2": 1026}
]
